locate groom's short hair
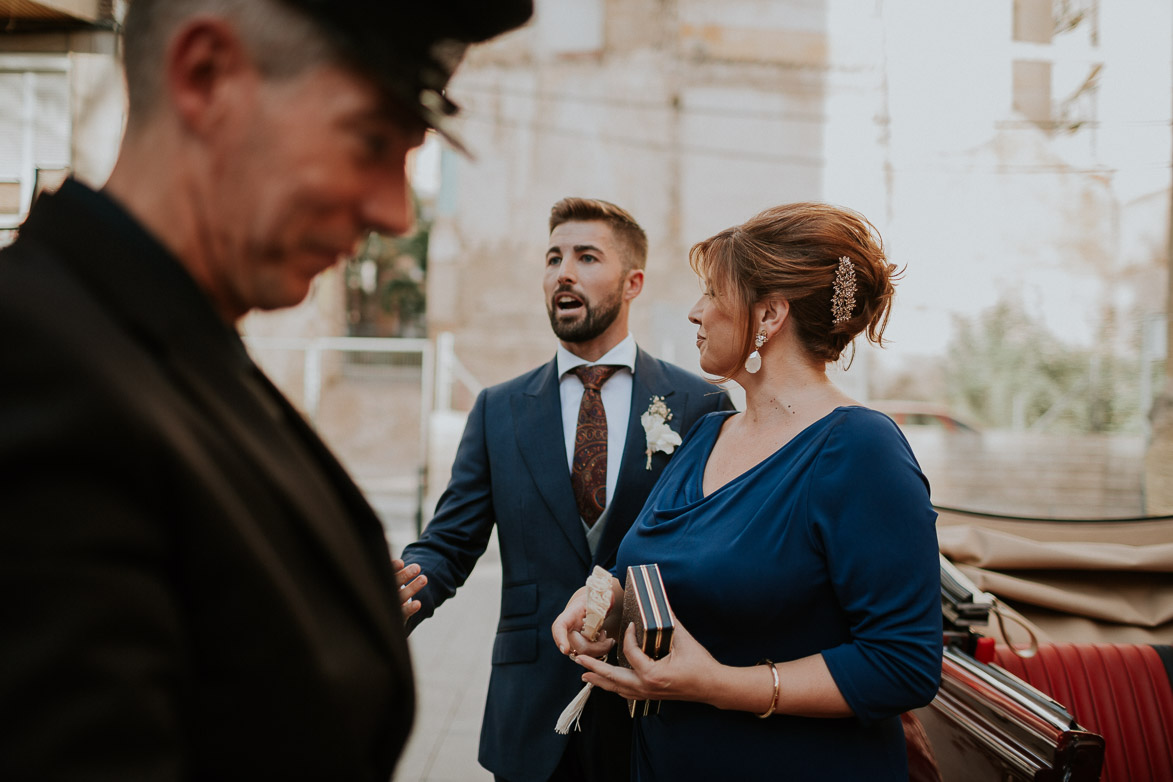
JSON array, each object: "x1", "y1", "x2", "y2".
[{"x1": 549, "y1": 197, "x2": 648, "y2": 271}]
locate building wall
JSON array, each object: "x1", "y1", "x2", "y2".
[
  {"x1": 0, "y1": 28, "x2": 123, "y2": 239},
  {"x1": 905, "y1": 428, "x2": 1145, "y2": 518},
  {"x1": 881, "y1": 0, "x2": 1171, "y2": 358},
  {"x1": 431, "y1": 0, "x2": 879, "y2": 391},
  {"x1": 6, "y1": 3, "x2": 1166, "y2": 517},
  {"x1": 430, "y1": 0, "x2": 1171, "y2": 405}
]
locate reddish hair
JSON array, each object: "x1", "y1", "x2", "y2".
[{"x1": 689, "y1": 202, "x2": 899, "y2": 377}]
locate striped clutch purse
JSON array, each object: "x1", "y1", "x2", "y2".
[{"x1": 616, "y1": 563, "x2": 675, "y2": 717}]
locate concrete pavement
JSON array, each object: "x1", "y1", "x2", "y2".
[{"x1": 387, "y1": 523, "x2": 503, "y2": 782}]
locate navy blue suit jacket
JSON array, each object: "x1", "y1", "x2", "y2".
[{"x1": 402, "y1": 348, "x2": 731, "y2": 782}]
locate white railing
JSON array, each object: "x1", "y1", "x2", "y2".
[
  {"x1": 433, "y1": 331, "x2": 483, "y2": 412},
  {"x1": 242, "y1": 333, "x2": 482, "y2": 535},
  {"x1": 243, "y1": 335, "x2": 433, "y2": 444}
]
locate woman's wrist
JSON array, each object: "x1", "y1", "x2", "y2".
[
  {"x1": 756, "y1": 660, "x2": 780, "y2": 718},
  {"x1": 704, "y1": 661, "x2": 778, "y2": 713}
]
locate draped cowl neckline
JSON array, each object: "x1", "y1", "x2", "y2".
[{"x1": 695, "y1": 406, "x2": 866, "y2": 501}]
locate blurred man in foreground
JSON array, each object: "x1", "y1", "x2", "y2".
[{"x1": 0, "y1": 1, "x2": 530, "y2": 779}]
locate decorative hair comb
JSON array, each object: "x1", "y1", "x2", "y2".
[{"x1": 831, "y1": 255, "x2": 856, "y2": 324}]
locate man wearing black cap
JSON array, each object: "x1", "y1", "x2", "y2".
[{"x1": 0, "y1": 0, "x2": 530, "y2": 779}]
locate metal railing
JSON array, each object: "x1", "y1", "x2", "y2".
[{"x1": 242, "y1": 333, "x2": 483, "y2": 536}]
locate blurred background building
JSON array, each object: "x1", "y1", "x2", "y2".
[
  {"x1": 3, "y1": 0, "x2": 1171, "y2": 519},
  {"x1": 409, "y1": 0, "x2": 1173, "y2": 518},
  {"x1": 0, "y1": 0, "x2": 122, "y2": 242},
  {"x1": 4, "y1": 3, "x2": 1171, "y2": 777}
]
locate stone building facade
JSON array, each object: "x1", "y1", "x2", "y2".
[
  {"x1": 3, "y1": 0, "x2": 1170, "y2": 514},
  {"x1": 426, "y1": 0, "x2": 1172, "y2": 510}
]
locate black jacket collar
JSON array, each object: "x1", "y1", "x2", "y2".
[{"x1": 17, "y1": 179, "x2": 248, "y2": 367}]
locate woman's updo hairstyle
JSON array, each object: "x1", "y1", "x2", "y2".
[{"x1": 689, "y1": 202, "x2": 899, "y2": 374}]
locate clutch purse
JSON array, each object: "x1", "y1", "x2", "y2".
[{"x1": 616, "y1": 563, "x2": 675, "y2": 717}]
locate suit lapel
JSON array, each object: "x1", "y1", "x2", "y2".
[
  {"x1": 594, "y1": 349, "x2": 687, "y2": 568},
  {"x1": 514, "y1": 359, "x2": 592, "y2": 568}
]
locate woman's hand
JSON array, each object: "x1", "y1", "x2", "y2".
[
  {"x1": 578, "y1": 616, "x2": 855, "y2": 717},
  {"x1": 551, "y1": 584, "x2": 617, "y2": 660},
  {"x1": 392, "y1": 558, "x2": 427, "y2": 622},
  {"x1": 573, "y1": 615, "x2": 722, "y2": 705}
]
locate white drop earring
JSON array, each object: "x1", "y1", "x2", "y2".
[{"x1": 744, "y1": 331, "x2": 767, "y2": 374}]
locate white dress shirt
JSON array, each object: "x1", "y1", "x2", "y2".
[{"x1": 556, "y1": 334, "x2": 636, "y2": 536}]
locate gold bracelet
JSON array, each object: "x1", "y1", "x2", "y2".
[{"x1": 756, "y1": 660, "x2": 780, "y2": 719}]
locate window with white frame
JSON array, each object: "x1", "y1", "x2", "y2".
[
  {"x1": 1010, "y1": 0, "x2": 1100, "y2": 134},
  {"x1": 1014, "y1": 0, "x2": 1099, "y2": 45},
  {"x1": 535, "y1": 0, "x2": 604, "y2": 56},
  {"x1": 1013, "y1": 0, "x2": 1054, "y2": 44},
  {"x1": 0, "y1": 56, "x2": 72, "y2": 229}
]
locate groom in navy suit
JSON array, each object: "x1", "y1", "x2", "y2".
[{"x1": 398, "y1": 198, "x2": 732, "y2": 782}]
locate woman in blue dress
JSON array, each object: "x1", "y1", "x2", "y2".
[{"x1": 552, "y1": 202, "x2": 942, "y2": 780}]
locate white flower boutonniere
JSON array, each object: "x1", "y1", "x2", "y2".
[{"x1": 641, "y1": 395, "x2": 682, "y2": 469}]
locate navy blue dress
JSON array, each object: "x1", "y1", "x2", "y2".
[{"x1": 614, "y1": 407, "x2": 942, "y2": 781}]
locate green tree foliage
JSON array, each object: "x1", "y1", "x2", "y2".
[
  {"x1": 344, "y1": 196, "x2": 431, "y2": 338},
  {"x1": 944, "y1": 299, "x2": 1141, "y2": 433}
]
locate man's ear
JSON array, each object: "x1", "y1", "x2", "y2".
[
  {"x1": 623, "y1": 268, "x2": 645, "y2": 302},
  {"x1": 166, "y1": 19, "x2": 253, "y2": 136}
]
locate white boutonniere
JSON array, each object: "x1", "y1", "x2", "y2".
[{"x1": 641, "y1": 395, "x2": 682, "y2": 469}]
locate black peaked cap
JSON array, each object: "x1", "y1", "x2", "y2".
[{"x1": 280, "y1": 0, "x2": 534, "y2": 152}]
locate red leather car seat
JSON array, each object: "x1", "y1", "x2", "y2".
[{"x1": 992, "y1": 643, "x2": 1173, "y2": 782}]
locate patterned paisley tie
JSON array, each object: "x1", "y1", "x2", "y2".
[{"x1": 570, "y1": 364, "x2": 623, "y2": 527}]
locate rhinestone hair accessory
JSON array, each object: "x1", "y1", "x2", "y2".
[{"x1": 831, "y1": 255, "x2": 857, "y2": 324}]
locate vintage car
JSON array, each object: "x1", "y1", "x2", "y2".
[
  {"x1": 871, "y1": 400, "x2": 983, "y2": 435},
  {"x1": 912, "y1": 511, "x2": 1173, "y2": 782}
]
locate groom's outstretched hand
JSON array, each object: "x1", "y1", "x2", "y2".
[{"x1": 392, "y1": 559, "x2": 427, "y2": 623}]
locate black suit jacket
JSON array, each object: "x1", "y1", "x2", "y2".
[
  {"x1": 0, "y1": 181, "x2": 414, "y2": 781},
  {"x1": 402, "y1": 348, "x2": 732, "y2": 782}
]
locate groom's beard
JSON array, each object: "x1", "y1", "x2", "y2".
[{"x1": 547, "y1": 281, "x2": 624, "y2": 343}]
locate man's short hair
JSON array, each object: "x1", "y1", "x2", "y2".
[
  {"x1": 548, "y1": 197, "x2": 648, "y2": 271},
  {"x1": 122, "y1": 0, "x2": 333, "y2": 124}
]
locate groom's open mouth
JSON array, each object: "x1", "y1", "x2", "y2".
[{"x1": 554, "y1": 293, "x2": 585, "y2": 315}]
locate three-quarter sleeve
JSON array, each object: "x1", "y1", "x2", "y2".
[{"x1": 810, "y1": 413, "x2": 943, "y2": 724}]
